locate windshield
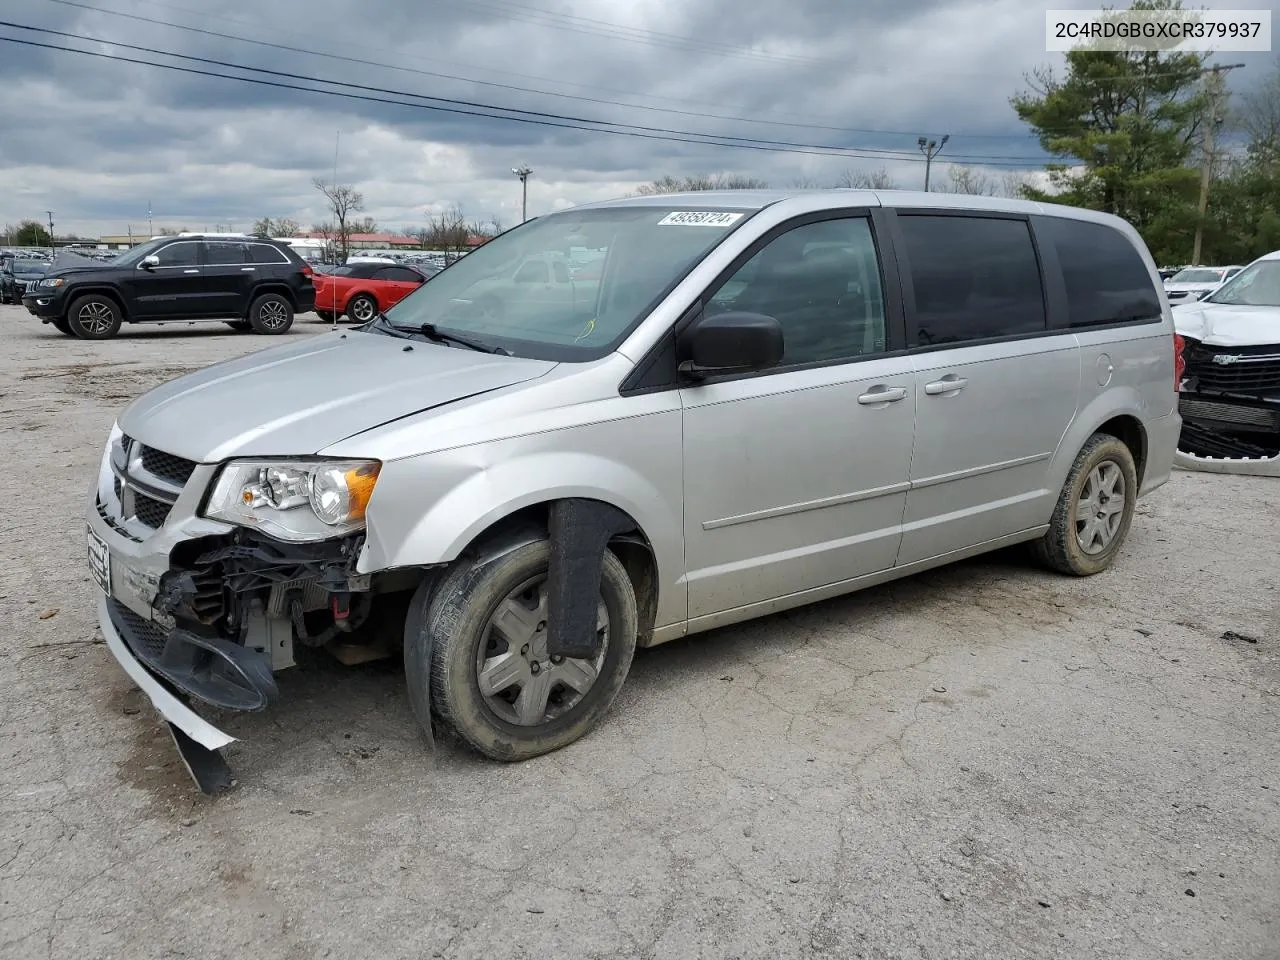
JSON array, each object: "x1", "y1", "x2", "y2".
[
  {"x1": 1170, "y1": 268, "x2": 1224, "y2": 284},
  {"x1": 380, "y1": 206, "x2": 753, "y2": 360},
  {"x1": 1205, "y1": 260, "x2": 1280, "y2": 307},
  {"x1": 13, "y1": 260, "x2": 48, "y2": 275},
  {"x1": 110, "y1": 237, "x2": 172, "y2": 267}
]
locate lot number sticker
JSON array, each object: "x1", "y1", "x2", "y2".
[{"x1": 657, "y1": 211, "x2": 744, "y2": 227}]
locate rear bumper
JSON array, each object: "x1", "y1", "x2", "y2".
[
  {"x1": 1140, "y1": 411, "x2": 1181, "y2": 496},
  {"x1": 100, "y1": 594, "x2": 236, "y2": 751}
]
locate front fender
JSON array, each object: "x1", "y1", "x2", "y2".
[{"x1": 357, "y1": 442, "x2": 687, "y2": 628}]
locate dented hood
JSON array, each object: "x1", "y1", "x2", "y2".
[
  {"x1": 118, "y1": 330, "x2": 556, "y2": 462},
  {"x1": 1172, "y1": 302, "x2": 1280, "y2": 348}
]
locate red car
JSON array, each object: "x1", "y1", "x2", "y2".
[{"x1": 312, "y1": 262, "x2": 438, "y2": 322}]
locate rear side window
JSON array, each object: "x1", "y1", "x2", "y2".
[
  {"x1": 248, "y1": 243, "x2": 290, "y2": 264},
  {"x1": 1038, "y1": 217, "x2": 1162, "y2": 327},
  {"x1": 204, "y1": 241, "x2": 247, "y2": 265},
  {"x1": 898, "y1": 215, "x2": 1046, "y2": 346}
]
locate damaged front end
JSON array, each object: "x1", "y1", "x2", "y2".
[{"x1": 1176, "y1": 336, "x2": 1280, "y2": 476}]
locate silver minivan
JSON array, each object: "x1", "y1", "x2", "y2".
[{"x1": 87, "y1": 190, "x2": 1181, "y2": 788}]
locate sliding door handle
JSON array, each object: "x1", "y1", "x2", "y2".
[{"x1": 924, "y1": 376, "x2": 969, "y2": 396}]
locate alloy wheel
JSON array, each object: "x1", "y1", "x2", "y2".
[{"x1": 1074, "y1": 460, "x2": 1126, "y2": 556}]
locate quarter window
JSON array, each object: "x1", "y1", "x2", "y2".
[
  {"x1": 1038, "y1": 217, "x2": 1162, "y2": 327},
  {"x1": 898, "y1": 215, "x2": 1046, "y2": 346},
  {"x1": 153, "y1": 242, "x2": 200, "y2": 267},
  {"x1": 378, "y1": 267, "x2": 423, "y2": 282},
  {"x1": 707, "y1": 217, "x2": 887, "y2": 366}
]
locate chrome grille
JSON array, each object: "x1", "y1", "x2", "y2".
[
  {"x1": 1185, "y1": 342, "x2": 1280, "y2": 395},
  {"x1": 101, "y1": 434, "x2": 198, "y2": 534}
]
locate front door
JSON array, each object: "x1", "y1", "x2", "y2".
[
  {"x1": 125, "y1": 240, "x2": 205, "y2": 319},
  {"x1": 680, "y1": 213, "x2": 916, "y2": 622},
  {"x1": 890, "y1": 212, "x2": 1080, "y2": 565}
]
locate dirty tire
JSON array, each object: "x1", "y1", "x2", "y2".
[
  {"x1": 345, "y1": 294, "x2": 377, "y2": 324},
  {"x1": 51, "y1": 317, "x2": 74, "y2": 336},
  {"x1": 67, "y1": 295, "x2": 122, "y2": 340},
  {"x1": 247, "y1": 292, "x2": 293, "y2": 334},
  {"x1": 315, "y1": 309, "x2": 335, "y2": 322},
  {"x1": 1032, "y1": 433, "x2": 1138, "y2": 576},
  {"x1": 406, "y1": 540, "x2": 638, "y2": 761},
  {"x1": 224, "y1": 320, "x2": 251, "y2": 332}
]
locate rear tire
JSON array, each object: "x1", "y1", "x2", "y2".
[
  {"x1": 247, "y1": 293, "x2": 293, "y2": 334},
  {"x1": 67, "y1": 295, "x2": 122, "y2": 340},
  {"x1": 406, "y1": 540, "x2": 638, "y2": 761},
  {"x1": 346, "y1": 294, "x2": 376, "y2": 324},
  {"x1": 1032, "y1": 433, "x2": 1138, "y2": 576}
]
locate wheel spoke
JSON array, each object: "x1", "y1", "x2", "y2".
[
  {"x1": 491, "y1": 594, "x2": 545, "y2": 646},
  {"x1": 477, "y1": 651, "x2": 528, "y2": 697},
  {"x1": 514, "y1": 668, "x2": 553, "y2": 724},
  {"x1": 550, "y1": 657, "x2": 599, "y2": 695}
]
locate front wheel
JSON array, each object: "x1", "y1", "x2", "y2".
[
  {"x1": 1032, "y1": 433, "x2": 1138, "y2": 576},
  {"x1": 248, "y1": 293, "x2": 293, "y2": 334},
  {"x1": 67, "y1": 295, "x2": 123, "y2": 340},
  {"x1": 406, "y1": 540, "x2": 638, "y2": 760}
]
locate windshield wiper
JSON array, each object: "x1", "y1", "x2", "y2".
[{"x1": 408, "y1": 321, "x2": 510, "y2": 355}]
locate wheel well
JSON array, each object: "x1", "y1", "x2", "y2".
[
  {"x1": 1095, "y1": 415, "x2": 1148, "y2": 485},
  {"x1": 66, "y1": 286, "x2": 127, "y2": 321},
  {"x1": 250, "y1": 283, "x2": 297, "y2": 311},
  {"x1": 463, "y1": 500, "x2": 660, "y2": 645}
]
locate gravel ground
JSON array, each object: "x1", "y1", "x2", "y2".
[{"x1": 1, "y1": 304, "x2": 1277, "y2": 960}]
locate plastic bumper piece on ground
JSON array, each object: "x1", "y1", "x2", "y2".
[
  {"x1": 99, "y1": 594, "x2": 236, "y2": 751},
  {"x1": 1174, "y1": 449, "x2": 1280, "y2": 477}
]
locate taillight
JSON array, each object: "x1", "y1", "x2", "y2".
[
  {"x1": 300, "y1": 263, "x2": 313, "y2": 277},
  {"x1": 1173, "y1": 333, "x2": 1186, "y2": 388}
]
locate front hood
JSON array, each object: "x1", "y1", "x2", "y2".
[
  {"x1": 1165, "y1": 282, "x2": 1217, "y2": 293},
  {"x1": 1172, "y1": 302, "x2": 1280, "y2": 347},
  {"x1": 119, "y1": 330, "x2": 557, "y2": 462}
]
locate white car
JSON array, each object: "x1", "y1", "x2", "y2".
[
  {"x1": 1172, "y1": 250, "x2": 1280, "y2": 475},
  {"x1": 1163, "y1": 265, "x2": 1243, "y2": 304}
]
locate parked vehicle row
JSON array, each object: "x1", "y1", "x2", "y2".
[
  {"x1": 20, "y1": 234, "x2": 316, "y2": 339},
  {"x1": 83, "y1": 189, "x2": 1180, "y2": 789},
  {"x1": 1163, "y1": 264, "x2": 1243, "y2": 304},
  {"x1": 0, "y1": 256, "x2": 49, "y2": 303}
]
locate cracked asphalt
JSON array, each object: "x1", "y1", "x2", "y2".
[{"x1": 1, "y1": 304, "x2": 1277, "y2": 960}]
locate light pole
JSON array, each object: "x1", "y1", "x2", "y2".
[
  {"x1": 46, "y1": 210, "x2": 54, "y2": 257},
  {"x1": 917, "y1": 134, "x2": 950, "y2": 192},
  {"x1": 512, "y1": 165, "x2": 533, "y2": 223}
]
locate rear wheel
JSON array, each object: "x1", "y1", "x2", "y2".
[
  {"x1": 406, "y1": 540, "x2": 638, "y2": 761},
  {"x1": 247, "y1": 293, "x2": 293, "y2": 334},
  {"x1": 1032, "y1": 433, "x2": 1138, "y2": 576},
  {"x1": 67, "y1": 295, "x2": 122, "y2": 340},
  {"x1": 346, "y1": 294, "x2": 376, "y2": 324}
]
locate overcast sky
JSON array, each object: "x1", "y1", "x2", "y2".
[{"x1": 0, "y1": 0, "x2": 1273, "y2": 236}]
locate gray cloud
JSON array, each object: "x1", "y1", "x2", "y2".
[{"x1": 0, "y1": 0, "x2": 1269, "y2": 235}]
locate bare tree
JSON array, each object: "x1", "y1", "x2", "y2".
[
  {"x1": 998, "y1": 171, "x2": 1038, "y2": 200},
  {"x1": 633, "y1": 173, "x2": 769, "y2": 195},
  {"x1": 1236, "y1": 56, "x2": 1280, "y2": 160},
  {"x1": 486, "y1": 214, "x2": 505, "y2": 236},
  {"x1": 944, "y1": 165, "x2": 997, "y2": 196},
  {"x1": 834, "y1": 167, "x2": 897, "y2": 189},
  {"x1": 350, "y1": 216, "x2": 378, "y2": 235},
  {"x1": 313, "y1": 177, "x2": 365, "y2": 262},
  {"x1": 423, "y1": 203, "x2": 471, "y2": 261},
  {"x1": 789, "y1": 175, "x2": 821, "y2": 188},
  {"x1": 253, "y1": 216, "x2": 302, "y2": 236}
]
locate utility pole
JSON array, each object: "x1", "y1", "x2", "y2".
[
  {"x1": 147, "y1": 200, "x2": 153, "y2": 237},
  {"x1": 1191, "y1": 63, "x2": 1245, "y2": 266},
  {"x1": 512, "y1": 165, "x2": 533, "y2": 222},
  {"x1": 917, "y1": 135, "x2": 950, "y2": 192},
  {"x1": 46, "y1": 210, "x2": 54, "y2": 257}
]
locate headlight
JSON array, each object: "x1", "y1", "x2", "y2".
[
  {"x1": 205, "y1": 459, "x2": 381, "y2": 542},
  {"x1": 38, "y1": 277, "x2": 66, "y2": 288}
]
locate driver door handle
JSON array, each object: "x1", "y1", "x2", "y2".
[
  {"x1": 857, "y1": 386, "x2": 908, "y2": 405},
  {"x1": 924, "y1": 376, "x2": 969, "y2": 396},
  {"x1": 183, "y1": 269, "x2": 199, "y2": 274}
]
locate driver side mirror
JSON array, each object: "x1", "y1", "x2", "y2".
[
  {"x1": 139, "y1": 255, "x2": 160, "y2": 270},
  {"x1": 677, "y1": 311, "x2": 784, "y2": 380}
]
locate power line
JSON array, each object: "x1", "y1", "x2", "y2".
[
  {"x1": 0, "y1": 24, "x2": 1055, "y2": 166},
  {"x1": 39, "y1": 0, "x2": 1042, "y2": 142}
]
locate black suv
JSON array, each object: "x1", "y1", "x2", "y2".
[{"x1": 23, "y1": 235, "x2": 316, "y2": 339}]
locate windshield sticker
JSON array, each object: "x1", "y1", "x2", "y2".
[{"x1": 657, "y1": 211, "x2": 744, "y2": 227}]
